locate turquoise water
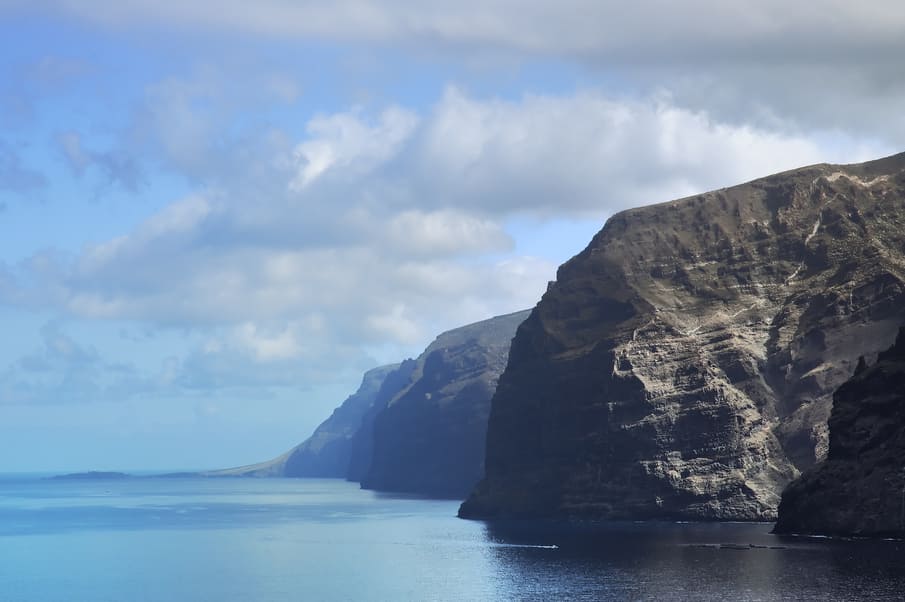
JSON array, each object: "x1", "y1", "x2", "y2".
[{"x1": 1, "y1": 476, "x2": 904, "y2": 601}]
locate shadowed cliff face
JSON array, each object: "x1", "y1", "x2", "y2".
[
  {"x1": 204, "y1": 312, "x2": 526, "y2": 493},
  {"x1": 461, "y1": 152, "x2": 905, "y2": 521},
  {"x1": 774, "y1": 328, "x2": 905, "y2": 536},
  {"x1": 282, "y1": 363, "x2": 404, "y2": 478},
  {"x1": 205, "y1": 363, "x2": 407, "y2": 478},
  {"x1": 360, "y1": 310, "x2": 531, "y2": 498},
  {"x1": 345, "y1": 360, "x2": 417, "y2": 482}
]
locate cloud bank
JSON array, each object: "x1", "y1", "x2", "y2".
[
  {"x1": 7, "y1": 1, "x2": 905, "y2": 143},
  {"x1": 2, "y1": 87, "x2": 876, "y2": 374}
]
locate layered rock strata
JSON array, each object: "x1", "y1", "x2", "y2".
[
  {"x1": 774, "y1": 328, "x2": 905, "y2": 536},
  {"x1": 461, "y1": 152, "x2": 905, "y2": 521}
]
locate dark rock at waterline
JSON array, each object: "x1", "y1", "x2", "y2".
[
  {"x1": 462, "y1": 152, "x2": 905, "y2": 521},
  {"x1": 774, "y1": 328, "x2": 905, "y2": 537}
]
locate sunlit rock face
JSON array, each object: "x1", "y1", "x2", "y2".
[
  {"x1": 361, "y1": 310, "x2": 531, "y2": 498},
  {"x1": 461, "y1": 152, "x2": 905, "y2": 521},
  {"x1": 774, "y1": 328, "x2": 905, "y2": 536}
]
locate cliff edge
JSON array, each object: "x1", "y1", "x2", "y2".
[
  {"x1": 361, "y1": 310, "x2": 530, "y2": 498},
  {"x1": 462, "y1": 152, "x2": 905, "y2": 521}
]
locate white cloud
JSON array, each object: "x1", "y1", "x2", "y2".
[
  {"x1": 365, "y1": 304, "x2": 421, "y2": 344},
  {"x1": 291, "y1": 107, "x2": 419, "y2": 190},
  {"x1": 17, "y1": 1, "x2": 905, "y2": 57},
  {"x1": 234, "y1": 322, "x2": 302, "y2": 361},
  {"x1": 10, "y1": 0, "x2": 905, "y2": 145},
  {"x1": 127, "y1": 66, "x2": 304, "y2": 182},
  {"x1": 384, "y1": 210, "x2": 511, "y2": 256},
  {"x1": 0, "y1": 86, "x2": 891, "y2": 393},
  {"x1": 408, "y1": 88, "x2": 849, "y2": 215}
]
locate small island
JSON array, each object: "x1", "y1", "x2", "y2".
[{"x1": 50, "y1": 471, "x2": 133, "y2": 481}]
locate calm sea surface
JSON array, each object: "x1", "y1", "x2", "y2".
[{"x1": 0, "y1": 476, "x2": 903, "y2": 601}]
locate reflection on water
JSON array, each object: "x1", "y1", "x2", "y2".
[
  {"x1": 0, "y1": 477, "x2": 904, "y2": 601},
  {"x1": 483, "y1": 519, "x2": 905, "y2": 600}
]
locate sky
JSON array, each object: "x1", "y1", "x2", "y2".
[{"x1": 1, "y1": 1, "x2": 903, "y2": 472}]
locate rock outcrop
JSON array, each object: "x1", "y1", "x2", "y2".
[
  {"x1": 361, "y1": 310, "x2": 531, "y2": 498},
  {"x1": 461, "y1": 152, "x2": 905, "y2": 521},
  {"x1": 774, "y1": 328, "x2": 905, "y2": 536}
]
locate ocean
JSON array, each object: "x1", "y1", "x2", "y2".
[{"x1": 0, "y1": 476, "x2": 903, "y2": 601}]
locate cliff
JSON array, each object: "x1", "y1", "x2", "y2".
[
  {"x1": 281, "y1": 364, "x2": 401, "y2": 478},
  {"x1": 207, "y1": 363, "x2": 405, "y2": 478},
  {"x1": 207, "y1": 310, "x2": 527, "y2": 496},
  {"x1": 345, "y1": 359, "x2": 417, "y2": 482},
  {"x1": 361, "y1": 310, "x2": 530, "y2": 498},
  {"x1": 461, "y1": 152, "x2": 905, "y2": 521},
  {"x1": 774, "y1": 328, "x2": 905, "y2": 536}
]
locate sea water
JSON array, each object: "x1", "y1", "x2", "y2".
[{"x1": 0, "y1": 476, "x2": 903, "y2": 601}]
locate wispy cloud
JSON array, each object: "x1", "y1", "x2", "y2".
[
  {"x1": 0, "y1": 140, "x2": 47, "y2": 195},
  {"x1": 56, "y1": 131, "x2": 144, "y2": 191}
]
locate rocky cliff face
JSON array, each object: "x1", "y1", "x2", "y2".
[
  {"x1": 210, "y1": 311, "x2": 527, "y2": 496},
  {"x1": 461, "y1": 152, "x2": 905, "y2": 521},
  {"x1": 774, "y1": 328, "x2": 905, "y2": 536},
  {"x1": 361, "y1": 310, "x2": 531, "y2": 498},
  {"x1": 281, "y1": 364, "x2": 400, "y2": 478},
  {"x1": 345, "y1": 359, "x2": 417, "y2": 482}
]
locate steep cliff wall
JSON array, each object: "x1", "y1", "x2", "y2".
[
  {"x1": 345, "y1": 359, "x2": 417, "y2": 482},
  {"x1": 774, "y1": 328, "x2": 905, "y2": 536},
  {"x1": 281, "y1": 364, "x2": 401, "y2": 478},
  {"x1": 206, "y1": 364, "x2": 404, "y2": 478},
  {"x1": 461, "y1": 152, "x2": 905, "y2": 521},
  {"x1": 361, "y1": 310, "x2": 530, "y2": 498},
  {"x1": 207, "y1": 311, "x2": 526, "y2": 494}
]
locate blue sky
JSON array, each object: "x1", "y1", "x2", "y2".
[{"x1": 1, "y1": 1, "x2": 903, "y2": 471}]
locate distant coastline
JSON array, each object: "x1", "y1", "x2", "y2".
[
  {"x1": 48, "y1": 470, "x2": 227, "y2": 480},
  {"x1": 50, "y1": 471, "x2": 133, "y2": 480}
]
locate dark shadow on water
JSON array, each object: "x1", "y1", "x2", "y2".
[
  {"x1": 367, "y1": 488, "x2": 464, "y2": 502},
  {"x1": 478, "y1": 519, "x2": 905, "y2": 600}
]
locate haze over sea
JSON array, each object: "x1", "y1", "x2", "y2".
[{"x1": 0, "y1": 476, "x2": 902, "y2": 601}]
